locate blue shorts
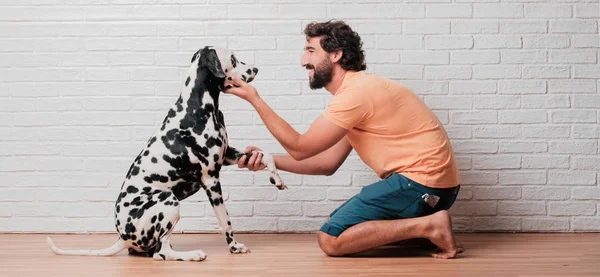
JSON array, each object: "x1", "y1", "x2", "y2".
[{"x1": 320, "y1": 173, "x2": 460, "y2": 237}]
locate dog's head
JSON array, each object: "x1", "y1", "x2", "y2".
[{"x1": 191, "y1": 46, "x2": 258, "y2": 88}]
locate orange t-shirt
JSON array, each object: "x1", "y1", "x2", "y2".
[{"x1": 322, "y1": 71, "x2": 460, "y2": 189}]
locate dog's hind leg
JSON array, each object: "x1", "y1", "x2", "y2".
[
  {"x1": 202, "y1": 175, "x2": 249, "y2": 254},
  {"x1": 223, "y1": 146, "x2": 286, "y2": 190},
  {"x1": 152, "y1": 234, "x2": 207, "y2": 262}
]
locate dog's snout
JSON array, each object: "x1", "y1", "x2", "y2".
[{"x1": 252, "y1": 68, "x2": 258, "y2": 74}]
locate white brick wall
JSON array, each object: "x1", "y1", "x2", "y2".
[{"x1": 0, "y1": 0, "x2": 598, "y2": 233}]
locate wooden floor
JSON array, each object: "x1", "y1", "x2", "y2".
[{"x1": 1, "y1": 233, "x2": 599, "y2": 277}]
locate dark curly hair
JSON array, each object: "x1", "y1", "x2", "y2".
[{"x1": 303, "y1": 20, "x2": 367, "y2": 71}]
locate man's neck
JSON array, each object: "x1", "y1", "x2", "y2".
[{"x1": 324, "y1": 66, "x2": 348, "y2": 95}]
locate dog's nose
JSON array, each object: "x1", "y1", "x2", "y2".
[{"x1": 252, "y1": 68, "x2": 258, "y2": 74}]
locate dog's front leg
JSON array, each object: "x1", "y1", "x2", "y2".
[
  {"x1": 202, "y1": 175, "x2": 249, "y2": 254},
  {"x1": 223, "y1": 146, "x2": 287, "y2": 190}
]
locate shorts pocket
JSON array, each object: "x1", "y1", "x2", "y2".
[
  {"x1": 395, "y1": 181, "x2": 435, "y2": 218},
  {"x1": 357, "y1": 177, "x2": 402, "y2": 206}
]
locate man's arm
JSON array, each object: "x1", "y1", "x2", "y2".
[
  {"x1": 272, "y1": 137, "x2": 353, "y2": 176},
  {"x1": 225, "y1": 77, "x2": 348, "y2": 161},
  {"x1": 250, "y1": 97, "x2": 347, "y2": 161}
]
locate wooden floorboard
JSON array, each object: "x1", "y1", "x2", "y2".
[{"x1": 1, "y1": 233, "x2": 599, "y2": 277}]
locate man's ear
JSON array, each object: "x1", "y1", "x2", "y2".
[
  {"x1": 199, "y1": 47, "x2": 226, "y2": 78},
  {"x1": 330, "y1": 49, "x2": 343, "y2": 64}
]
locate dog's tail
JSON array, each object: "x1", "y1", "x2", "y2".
[{"x1": 47, "y1": 237, "x2": 127, "y2": 256}]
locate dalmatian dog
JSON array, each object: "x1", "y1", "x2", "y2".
[{"x1": 47, "y1": 46, "x2": 287, "y2": 262}]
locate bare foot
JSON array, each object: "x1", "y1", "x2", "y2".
[{"x1": 427, "y1": 210, "x2": 460, "y2": 259}]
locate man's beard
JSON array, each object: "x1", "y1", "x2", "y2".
[{"x1": 307, "y1": 58, "x2": 333, "y2": 90}]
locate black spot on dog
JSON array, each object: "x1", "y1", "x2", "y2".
[
  {"x1": 126, "y1": 186, "x2": 139, "y2": 194},
  {"x1": 166, "y1": 222, "x2": 173, "y2": 230},
  {"x1": 151, "y1": 157, "x2": 157, "y2": 163},
  {"x1": 155, "y1": 240, "x2": 162, "y2": 253},
  {"x1": 158, "y1": 212, "x2": 164, "y2": 221},
  {"x1": 144, "y1": 174, "x2": 169, "y2": 184},
  {"x1": 151, "y1": 215, "x2": 157, "y2": 224},
  {"x1": 147, "y1": 137, "x2": 157, "y2": 148},
  {"x1": 159, "y1": 254, "x2": 166, "y2": 260},
  {"x1": 185, "y1": 76, "x2": 191, "y2": 86},
  {"x1": 124, "y1": 202, "x2": 130, "y2": 207},
  {"x1": 158, "y1": 191, "x2": 172, "y2": 202},
  {"x1": 143, "y1": 187, "x2": 152, "y2": 193},
  {"x1": 131, "y1": 197, "x2": 143, "y2": 206},
  {"x1": 117, "y1": 219, "x2": 121, "y2": 226},
  {"x1": 270, "y1": 177, "x2": 276, "y2": 184},
  {"x1": 246, "y1": 69, "x2": 252, "y2": 74},
  {"x1": 227, "y1": 221, "x2": 231, "y2": 226},
  {"x1": 125, "y1": 222, "x2": 136, "y2": 234}
]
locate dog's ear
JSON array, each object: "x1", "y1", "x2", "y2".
[
  {"x1": 190, "y1": 49, "x2": 201, "y2": 63},
  {"x1": 199, "y1": 48, "x2": 226, "y2": 79}
]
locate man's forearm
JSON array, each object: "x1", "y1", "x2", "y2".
[
  {"x1": 249, "y1": 96, "x2": 302, "y2": 157},
  {"x1": 273, "y1": 155, "x2": 332, "y2": 176}
]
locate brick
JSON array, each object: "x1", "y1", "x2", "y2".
[
  {"x1": 474, "y1": 186, "x2": 521, "y2": 200},
  {"x1": 374, "y1": 66, "x2": 423, "y2": 79},
  {"x1": 253, "y1": 21, "x2": 301, "y2": 36},
  {"x1": 404, "y1": 20, "x2": 450, "y2": 34},
  {"x1": 305, "y1": 202, "x2": 345, "y2": 217},
  {"x1": 366, "y1": 51, "x2": 401, "y2": 64},
  {"x1": 572, "y1": 217, "x2": 600, "y2": 231},
  {"x1": 550, "y1": 20, "x2": 598, "y2": 33},
  {"x1": 474, "y1": 4, "x2": 523, "y2": 18},
  {"x1": 327, "y1": 188, "x2": 361, "y2": 201},
  {"x1": 304, "y1": 173, "x2": 351, "y2": 187},
  {"x1": 499, "y1": 80, "x2": 547, "y2": 94},
  {"x1": 426, "y1": 66, "x2": 472, "y2": 80},
  {"x1": 572, "y1": 157, "x2": 600, "y2": 170},
  {"x1": 572, "y1": 188, "x2": 600, "y2": 200},
  {"x1": 474, "y1": 125, "x2": 521, "y2": 138},
  {"x1": 13, "y1": 112, "x2": 62, "y2": 126},
  {"x1": 521, "y1": 95, "x2": 569, "y2": 109},
  {"x1": 426, "y1": 4, "x2": 472, "y2": 18},
  {"x1": 377, "y1": 35, "x2": 423, "y2": 49},
  {"x1": 523, "y1": 218, "x2": 569, "y2": 231},
  {"x1": 501, "y1": 50, "x2": 547, "y2": 64},
  {"x1": 452, "y1": 141, "x2": 498, "y2": 154},
  {"x1": 574, "y1": 65, "x2": 600, "y2": 78},
  {"x1": 279, "y1": 219, "x2": 324, "y2": 232},
  {"x1": 255, "y1": 203, "x2": 302, "y2": 216},
  {"x1": 550, "y1": 202, "x2": 596, "y2": 216},
  {"x1": 523, "y1": 187, "x2": 570, "y2": 200},
  {"x1": 523, "y1": 126, "x2": 570, "y2": 138},
  {"x1": 452, "y1": 20, "x2": 498, "y2": 34},
  {"x1": 426, "y1": 36, "x2": 473, "y2": 50},
  {"x1": 471, "y1": 217, "x2": 521, "y2": 231},
  {"x1": 109, "y1": 53, "x2": 154, "y2": 66},
  {"x1": 499, "y1": 201, "x2": 546, "y2": 216},
  {"x1": 475, "y1": 95, "x2": 520, "y2": 109},
  {"x1": 278, "y1": 188, "x2": 326, "y2": 201},
  {"x1": 228, "y1": 188, "x2": 277, "y2": 201},
  {"x1": 500, "y1": 142, "x2": 547, "y2": 153},
  {"x1": 548, "y1": 170, "x2": 597, "y2": 185},
  {"x1": 379, "y1": 4, "x2": 426, "y2": 18},
  {"x1": 85, "y1": 6, "x2": 179, "y2": 21},
  {"x1": 473, "y1": 155, "x2": 521, "y2": 169},
  {"x1": 551, "y1": 110, "x2": 597, "y2": 123},
  {"x1": 550, "y1": 50, "x2": 597, "y2": 64},
  {"x1": 280, "y1": 5, "x2": 328, "y2": 19},
  {"x1": 452, "y1": 50, "x2": 500, "y2": 64},
  {"x1": 549, "y1": 141, "x2": 597, "y2": 154},
  {"x1": 522, "y1": 155, "x2": 570, "y2": 169},
  {"x1": 499, "y1": 171, "x2": 547, "y2": 185},
  {"x1": 84, "y1": 69, "x2": 131, "y2": 81},
  {"x1": 575, "y1": 4, "x2": 600, "y2": 18},
  {"x1": 573, "y1": 95, "x2": 600, "y2": 108},
  {"x1": 451, "y1": 201, "x2": 497, "y2": 216},
  {"x1": 425, "y1": 96, "x2": 472, "y2": 109},
  {"x1": 573, "y1": 125, "x2": 600, "y2": 139},
  {"x1": 181, "y1": 5, "x2": 228, "y2": 20},
  {"x1": 108, "y1": 23, "x2": 157, "y2": 37},
  {"x1": 499, "y1": 110, "x2": 547, "y2": 123},
  {"x1": 450, "y1": 81, "x2": 497, "y2": 94},
  {"x1": 574, "y1": 35, "x2": 600, "y2": 48},
  {"x1": 451, "y1": 111, "x2": 497, "y2": 124},
  {"x1": 474, "y1": 65, "x2": 521, "y2": 79},
  {"x1": 401, "y1": 51, "x2": 449, "y2": 65},
  {"x1": 524, "y1": 4, "x2": 572, "y2": 18},
  {"x1": 402, "y1": 81, "x2": 448, "y2": 95},
  {"x1": 500, "y1": 20, "x2": 547, "y2": 33},
  {"x1": 523, "y1": 66, "x2": 570, "y2": 79},
  {"x1": 445, "y1": 126, "x2": 473, "y2": 139},
  {"x1": 522, "y1": 35, "x2": 570, "y2": 49}
]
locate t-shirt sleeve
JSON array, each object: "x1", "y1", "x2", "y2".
[{"x1": 322, "y1": 89, "x2": 370, "y2": 130}]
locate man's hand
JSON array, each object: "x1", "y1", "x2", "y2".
[
  {"x1": 238, "y1": 146, "x2": 267, "y2": 171},
  {"x1": 224, "y1": 77, "x2": 259, "y2": 102}
]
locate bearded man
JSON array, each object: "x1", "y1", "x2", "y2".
[{"x1": 224, "y1": 20, "x2": 463, "y2": 259}]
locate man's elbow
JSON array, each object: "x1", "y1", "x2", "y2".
[{"x1": 289, "y1": 151, "x2": 310, "y2": 162}]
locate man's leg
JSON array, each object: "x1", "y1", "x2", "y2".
[{"x1": 318, "y1": 210, "x2": 462, "y2": 259}]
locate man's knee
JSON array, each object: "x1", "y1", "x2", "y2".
[{"x1": 318, "y1": 231, "x2": 343, "y2": 257}]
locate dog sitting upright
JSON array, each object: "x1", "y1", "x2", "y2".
[{"x1": 47, "y1": 46, "x2": 286, "y2": 262}]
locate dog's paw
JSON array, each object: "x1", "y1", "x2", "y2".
[
  {"x1": 269, "y1": 175, "x2": 287, "y2": 190},
  {"x1": 230, "y1": 243, "x2": 250, "y2": 254}
]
